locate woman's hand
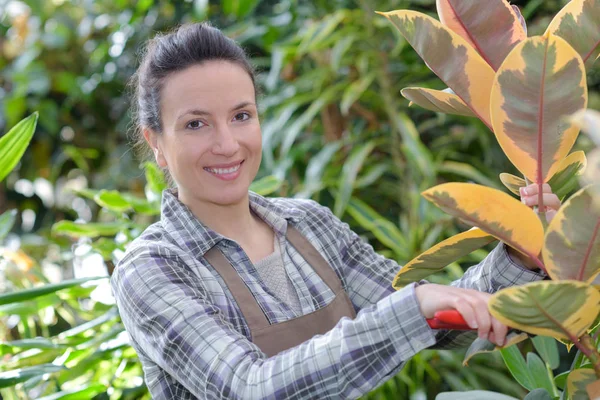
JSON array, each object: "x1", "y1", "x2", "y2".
[
  {"x1": 415, "y1": 283, "x2": 508, "y2": 346},
  {"x1": 519, "y1": 183, "x2": 561, "y2": 222},
  {"x1": 509, "y1": 183, "x2": 562, "y2": 271}
]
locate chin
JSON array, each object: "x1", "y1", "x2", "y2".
[{"x1": 207, "y1": 186, "x2": 249, "y2": 206}]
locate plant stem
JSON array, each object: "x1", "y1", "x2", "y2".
[{"x1": 577, "y1": 334, "x2": 600, "y2": 378}]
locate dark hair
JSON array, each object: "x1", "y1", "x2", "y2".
[{"x1": 129, "y1": 22, "x2": 258, "y2": 158}]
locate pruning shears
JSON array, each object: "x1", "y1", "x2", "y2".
[{"x1": 426, "y1": 310, "x2": 475, "y2": 330}]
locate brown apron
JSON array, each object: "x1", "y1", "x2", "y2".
[{"x1": 204, "y1": 225, "x2": 357, "y2": 357}]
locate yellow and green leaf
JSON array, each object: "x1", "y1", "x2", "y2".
[
  {"x1": 543, "y1": 184, "x2": 600, "y2": 283},
  {"x1": 422, "y1": 183, "x2": 544, "y2": 260},
  {"x1": 377, "y1": 10, "x2": 495, "y2": 128},
  {"x1": 499, "y1": 173, "x2": 525, "y2": 196},
  {"x1": 547, "y1": 150, "x2": 587, "y2": 200},
  {"x1": 463, "y1": 332, "x2": 528, "y2": 366},
  {"x1": 488, "y1": 280, "x2": 600, "y2": 340},
  {"x1": 392, "y1": 228, "x2": 496, "y2": 288},
  {"x1": 436, "y1": 0, "x2": 527, "y2": 71},
  {"x1": 490, "y1": 34, "x2": 588, "y2": 184},
  {"x1": 567, "y1": 369, "x2": 597, "y2": 400},
  {"x1": 401, "y1": 87, "x2": 476, "y2": 117},
  {"x1": 546, "y1": 0, "x2": 600, "y2": 69}
]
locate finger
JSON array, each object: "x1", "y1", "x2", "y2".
[
  {"x1": 490, "y1": 317, "x2": 508, "y2": 347},
  {"x1": 520, "y1": 183, "x2": 552, "y2": 196},
  {"x1": 452, "y1": 299, "x2": 479, "y2": 330},
  {"x1": 466, "y1": 295, "x2": 492, "y2": 340},
  {"x1": 523, "y1": 193, "x2": 561, "y2": 210},
  {"x1": 546, "y1": 209, "x2": 557, "y2": 223}
]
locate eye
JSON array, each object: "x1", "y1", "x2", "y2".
[
  {"x1": 186, "y1": 120, "x2": 205, "y2": 130},
  {"x1": 233, "y1": 112, "x2": 250, "y2": 122}
]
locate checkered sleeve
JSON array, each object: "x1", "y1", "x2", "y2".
[{"x1": 111, "y1": 242, "x2": 437, "y2": 399}]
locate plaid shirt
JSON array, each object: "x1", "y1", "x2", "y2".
[{"x1": 110, "y1": 189, "x2": 545, "y2": 399}]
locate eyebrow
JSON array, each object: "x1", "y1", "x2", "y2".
[{"x1": 176, "y1": 102, "x2": 255, "y2": 121}]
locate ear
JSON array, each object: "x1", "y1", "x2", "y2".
[{"x1": 143, "y1": 128, "x2": 168, "y2": 168}]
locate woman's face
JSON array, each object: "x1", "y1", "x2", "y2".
[{"x1": 146, "y1": 61, "x2": 262, "y2": 208}]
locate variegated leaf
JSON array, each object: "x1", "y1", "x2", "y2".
[
  {"x1": 547, "y1": 150, "x2": 587, "y2": 200},
  {"x1": 489, "y1": 280, "x2": 600, "y2": 340},
  {"x1": 499, "y1": 173, "x2": 525, "y2": 196},
  {"x1": 436, "y1": 0, "x2": 527, "y2": 70},
  {"x1": 392, "y1": 228, "x2": 496, "y2": 288},
  {"x1": 401, "y1": 87, "x2": 476, "y2": 117},
  {"x1": 546, "y1": 0, "x2": 600, "y2": 69},
  {"x1": 567, "y1": 369, "x2": 597, "y2": 400},
  {"x1": 422, "y1": 183, "x2": 544, "y2": 262},
  {"x1": 378, "y1": 10, "x2": 495, "y2": 128},
  {"x1": 543, "y1": 184, "x2": 600, "y2": 283},
  {"x1": 491, "y1": 34, "x2": 588, "y2": 184}
]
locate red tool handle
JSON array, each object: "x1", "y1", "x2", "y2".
[{"x1": 426, "y1": 310, "x2": 474, "y2": 330}]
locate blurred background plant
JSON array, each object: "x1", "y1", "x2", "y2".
[{"x1": 0, "y1": 0, "x2": 598, "y2": 398}]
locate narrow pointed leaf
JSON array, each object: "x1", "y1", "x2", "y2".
[
  {"x1": 347, "y1": 197, "x2": 409, "y2": 260},
  {"x1": 378, "y1": 10, "x2": 495, "y2": 128},
  {"x1": 463, "y1": 332, "x2": 528, "y2": 366},
  {"x1": 392, "y1": 228, "x2": 496, "y2": 288},
  {"x1": 52, "y1": 221, "x2": 129, "y2": 238},
  {"x1": 499, "y1": 173, "x2": 526, "y2": 196},
  {"x1": 250, "y1": 175, "x2": 283, "y2": 196},
  {"x1": 436, "y1": 0, "x2": 527, "y2": 70},
  {"x1": 490, "y1": 34, "x2": 588, "y2": 184},
  {"x1": 543, "y1": 184, "x2": 600, "y2": 283},
  {"x1": 547, "y1": 151, "x2": 587, "y2": 200},
  {"x1": 500, "y1": 344, "x2": 534, "y2": 390},
  {"x1": 567, "y1": 369, "x2": 597, "y2": 400},
  {"x1": 422, "y1": 183, "x2": 544, "y2": 260},
  {"x1": 531, "y1": 335, "x2": 560, "y2": 370},
  {"x1": 0, "y1": 277, "x2": 106, "y2": 305},
  {"x1": 545, "y1": 0, "x2": 600, "y2": 68},
  {"x1": 334, "y1": 141, "x2": 376, "y2": 218},
  {"x1": 0, "y1": 209, "x2": 18, "y2": 240},
  {"x1": 401, "y1": 87, "x2": 476, "y2": 117},
  {"x1": 94, "y1": 190, "x2": 132, "y2": 213},
  {"x1": 0, "y1": 364, "x2": 65, "y2": 389},
  {"x1": 527, "y1": 353, "x2": 557, "y2": 396},
  {"x1": 489, "y1": 280, "x2": 600, "y2": 340},
  {"x1": 0, "y1": 112, "x2": 38, "y2": 182}
]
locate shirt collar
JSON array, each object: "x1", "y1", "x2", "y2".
[{"x1": 160, "y1": 189, "x2": 306, "y2": 256}]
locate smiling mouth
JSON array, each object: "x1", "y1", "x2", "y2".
[{"x1": 203, "y1": 161, "x2": 244, "y2": 175}]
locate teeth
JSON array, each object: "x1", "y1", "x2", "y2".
[{"x1": 207, "y1": 163, "x2": 241, "y2": 175}]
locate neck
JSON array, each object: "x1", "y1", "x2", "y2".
[{"x1": 178, "y1": 189, "x2": 257, "y2": 241}]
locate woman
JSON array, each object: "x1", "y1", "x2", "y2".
[{"x1": 111, "y1": 22, "x2": 559, "y2": 399}]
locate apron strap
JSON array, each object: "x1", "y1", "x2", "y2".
[
  {"x1": 204, "y1": 247, "x2": 271, "y2": 331},
  {"x1": 285, "y1": 225, "x2": 344, "y2": 293},
  {"x1": 203, "y1": 223, "x2": 346, "y2": 336}
]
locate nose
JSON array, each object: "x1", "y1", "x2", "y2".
[{"x1": 212, "y1": 124, "x2": 240, "y2": 156}]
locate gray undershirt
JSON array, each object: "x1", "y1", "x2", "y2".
[{"x1": 253, "y1": 235, "x2": 302, "y2": 315}]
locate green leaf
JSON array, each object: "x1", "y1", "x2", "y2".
[
  {"x1": 523, "y1": 388, "x2": 553, "y2": 400},
  {"x1": 500, "y1": 345, "x2": 535, "y2": 390},
  {"x1": 0, "y1": 338, "x2": 62, "y2": 356},
  {"x1": 463, "y1": 332, "x2": 529, "y2": 366},
  {"x1": 527, "y1": 353, "x2": 557, "y2": 396},
  {"x1": 532, "y1": 335, "x2": 560, "y2": 370},
  {"x1": 554, "y1": 371, "x2": 569, "y2": 390},
  {"x1": 547, "y1": 151, "x2": 587, "y2": 200},
  {"x1": 144, "y1": 161, "x2": 167, "y2": 197},
  {"x1": 94, "y1": 190, "x2": 132, "y2": 213},
  {"x1": 334, "y1": 141, "x2": 376, "y2": 218},
  {"x1": 436, "y1": 391, "x2": 518, "y2": 400},
  {"x1": 222, "y1": 0, "x2": 259, "y2": 18},
  {"x1": 0, "y1": 112, "x2": 38, "y2": 182},
  {"x1": 0, "y1": 209, "x2": 18, "y2": 240},
  {"x1": 36, "y1": 383, "x2": 107, "y2": 400},
  {"x1": 296, "y1": 142, "x2": 342, "y2": 198},
  {"x1": 347, "y1": 197, "x2": 409, "y2": 260},
  {"x1": 250, "y1": 175, "x2": 283, "y2": 196},
  {"x1": 0, "y1": 277, "x2": 105, "y2": 306},
  {"x1": 340, "y1": 72, "x2": 376, "y2": 115},
  {"x1": 439, "y1": 161, "x2": 501, "y2": 189},
  {"x1": 0, "y1": 364, "x2": 65, "y2": 389},
  {"x1": 52, "y1": 221, "x2": 129, "y2": 238}
]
